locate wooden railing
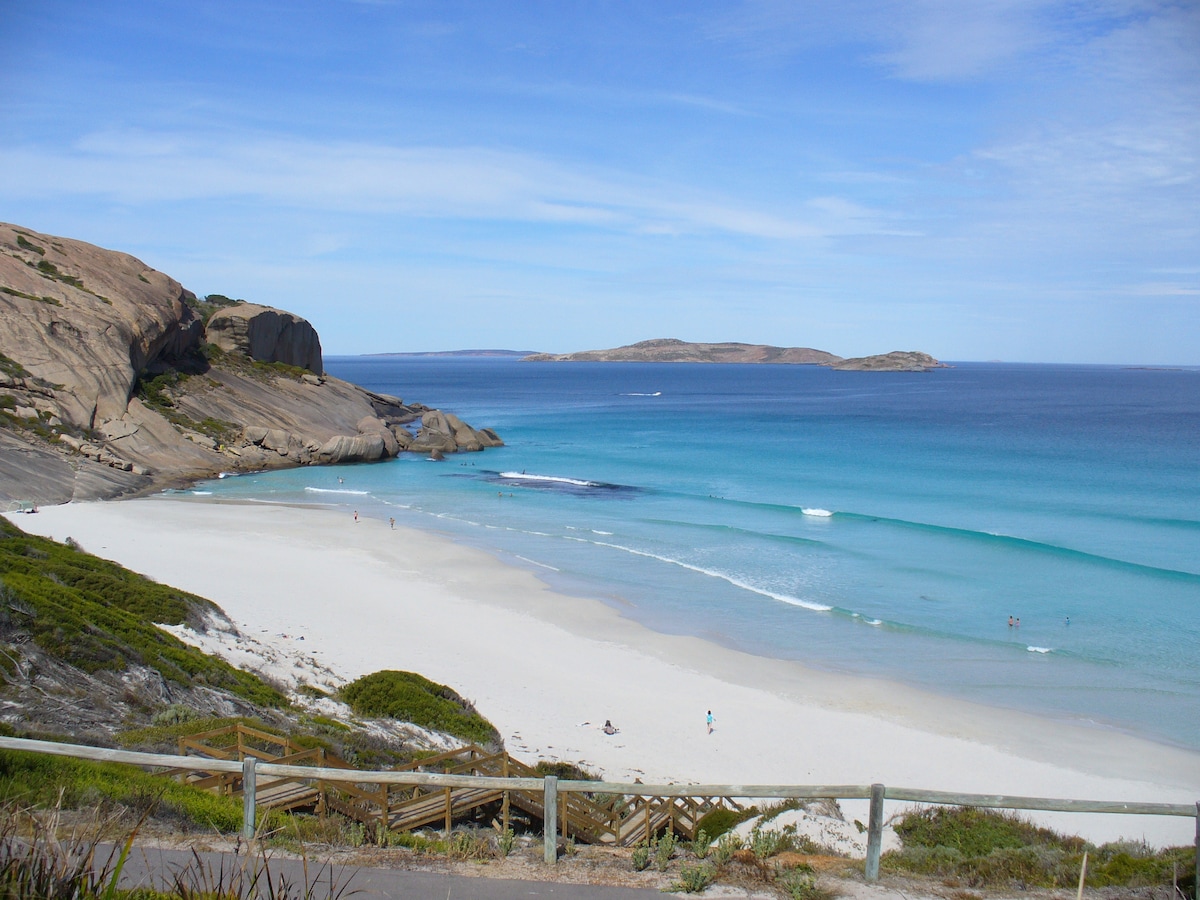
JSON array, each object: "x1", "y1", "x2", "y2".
[{"x1": 1, "y1": 734, "x2": 1195, "y2": 883}]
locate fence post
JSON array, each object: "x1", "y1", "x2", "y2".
[
  {"x1": 544, "y1": 776, "x2": 558, "y2": 865},
  {"x1": 241, "y1": 756, "x2": 257, "y2": 840},
  {"x1": 865, "y1": 783, "x2": 885, "y2": 882},
  {"x1": 1193, "y1": 801, "x2": 1198, "y2": 900}
]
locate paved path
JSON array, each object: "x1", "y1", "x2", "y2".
[{"x1": 109, "y1": 845, "x2": 667, "y2": 900}]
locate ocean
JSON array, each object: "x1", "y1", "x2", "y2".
[{"x1": 192, "y1": 358, "x2": 1200, "y2": 751}]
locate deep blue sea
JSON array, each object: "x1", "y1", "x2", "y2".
[{"x1": 193, "y1": 358, "x2": 1200, "y2": 750}]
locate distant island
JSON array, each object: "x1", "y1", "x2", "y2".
[{"x1": 523, "y1": 338, "x2": 944, "y2": 371}]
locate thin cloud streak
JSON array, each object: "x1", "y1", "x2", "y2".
[{"x1": 0, "y1": 133, "x2": 893, "y2": 241}]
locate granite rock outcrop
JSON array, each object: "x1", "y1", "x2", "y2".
[
  {"x1": 0, "y1": 223, "x2": 502, "y2": 505},
  {"x1": 206, "y1": 303, "x2": 324, "y2": 374}
]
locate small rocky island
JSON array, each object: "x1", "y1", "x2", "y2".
[
  {"x1": 0, "y1": 223, "x2": 502, "y2": 505},
  {"x1": 525, "y1": 338, "x2": 943, "y2": 371}
]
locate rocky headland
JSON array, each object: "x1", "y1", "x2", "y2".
[
  {"x1": 524, "y1": 337, "x2": 943, "y2": 370},
  {"x1": 0, "y1": 223, "x2": 502, "y2": 505}
]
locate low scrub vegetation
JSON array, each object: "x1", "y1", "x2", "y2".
[
  {"x1": 0, "y1": 352, "x2": 32, "y2": 380},
  {"x1": 0, "y1": 748, "x2": 245, "y2": 834},
  {"x1": 202, "y1": 343, "x2": 311, "y2": 382},
  {"x1": 340, "y1": 670, "x2": 499, "y2": 746},
  {"x1": 1, "y1": 285, "x2": 61, "y2": 305},
  {"x1": 0, "y1": 519, "x2": 285, "y2": 708},
  {"x1": 184, "y1": 292, "x2": 243, "y2": 325},
  {"x1": 694, "y1": 805, "x2": 756, "y2": 839},
  {"x1": 885, "y1": 806, "x2": 1195, "y2": 892},
  {"x1": 16, "y1": 234, "x2": 45, "y2": 255}
]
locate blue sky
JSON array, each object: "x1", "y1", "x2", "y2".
[{"x1": 2, "y1": 1, "x2": 1197, "y2": 362}]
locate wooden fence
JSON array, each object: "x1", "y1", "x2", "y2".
[
  {"x1": 168, "y1": 724, "x2": 735, "y2": 848},
  {"x1": 1, "y1": 734, "x2": 1196, "y2": 884}
]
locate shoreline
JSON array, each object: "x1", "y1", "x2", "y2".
[{"x1": 7, "y1": 495, "x2": 1200, "y2": 848}]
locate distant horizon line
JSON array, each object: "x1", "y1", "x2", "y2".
[{"x1": 337, "y1": 351, "x2": 1198, "y2": 369}]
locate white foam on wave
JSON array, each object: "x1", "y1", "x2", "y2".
[
  {"x1": 590, "y1": 539, "x2": 833, "y2": 612},
  {"x1": 619, "y1": 391, "x2": 662, "y2": 397},
  {"x1": 190, "y1": 490, "x2": 213, "y2": 495},
  {"x1": 499, "y1": 471, "x2": 599, "y2": 487},
  {"x1": 592, "y1": 530, "x2": 613, "y2": 535},
  {"x1": 802, "y1": 508, "x2": 834, "y2": 517},
  {"x1": 1027, "y1": 646, "x2": 1053, "y2": 654},
  {"x1": 515, "y1": 555, "x2": 560, "y2": 572},
  {"x1": 305, "y1": 487, "x2": 370, "y2": 496}
]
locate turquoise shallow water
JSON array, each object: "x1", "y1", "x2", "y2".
[{"x1": 193, "y1": 359, "x2": 1200, "y2": 750}]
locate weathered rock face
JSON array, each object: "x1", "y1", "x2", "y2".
[
  {"x1": 206, "y1": 303, "x2": 324, "y2": 374},
  {"x1": 0, "y1": 223, "x2": 502, "y2": 505},
  {"x1": 0, "y1": 223, "x2": 203, "y2": 429}
]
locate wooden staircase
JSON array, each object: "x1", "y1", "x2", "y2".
[
  {"x1": 174, "y1": 723, "x2": 328, "y2": 813},
  {"x1": 177, "y1": 724, "x2": 738, "y2": 846}
]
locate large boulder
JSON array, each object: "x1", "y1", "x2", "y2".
[
  {"x1": 422, "y1": 411, "x2": 505, "y2": 452},
  {"x1": 316, "y1": 433, "x2": 388, "y2": 464},
  {"x1": 205, "y1": 303, "x2": 323, "y2": 374},
  {"x1": 357, "y1": 415, "x2": 400, "y2": 456}
]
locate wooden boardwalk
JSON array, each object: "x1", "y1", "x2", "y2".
[
  {"x1": 174, "y1": 723, "x2": 328, "y2": 813},
  {"x1": 177, "y1": 725, "x2": 736, "y2": 846}
]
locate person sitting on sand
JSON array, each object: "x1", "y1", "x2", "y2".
[{"x1": 602, "y1": 719, "x2": 618, "y2": 735}]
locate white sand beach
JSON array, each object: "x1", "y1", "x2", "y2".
[{"x1": 8, "y1": 496, "x2": 1200, "y2": 849}]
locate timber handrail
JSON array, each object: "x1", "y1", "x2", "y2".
[{"x1": 1, "y1": 735, "x2": 1195, "y2": 882}]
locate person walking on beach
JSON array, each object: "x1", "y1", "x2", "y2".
[
  {"x1": 353, "y1": 510, "x2": 358, "y2": 522},
  {"x1": 389, "y1": 517, "x2": 395, "y2": 529},
  {"x1": 706, "y1": 710, "x2": 714, "y2": 734}
]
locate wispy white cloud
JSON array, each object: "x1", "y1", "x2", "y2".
[
  {"x1": 703, "y1": 0, "x2": 1180, "y2": 83},
  {"x1": 868, "y1": 0, "x2": 1053, "y2": 80},
  {"x1": 0, "y1": 131, "x2": 894, "y2": 242},
  {"x1": 1131, "y1": 283, "x2": 1200, "y2": 297}
]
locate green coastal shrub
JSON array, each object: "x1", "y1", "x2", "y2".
[
  {"x1": 696, "y1": 805, "x2": 754, "y2": 840},
  {"x1": 670, "y1": 863, "x2": 714, "y2": 893},
  {"x1": 0, "y1": 352, "x2": 31, "y2": 379},
  {"x1": 0, "y1": 519, "x2": 286, "y2": 709},
  {"x1": 16, "y1": 234, "x2": 45, "y2": 255},
  {"x1": 885, "y1": 806, "x2": 1193, "y2": 890},
  {"x1": 340, "y1": 670, "x2": 499, "y2": 745},
  {"x1": 894, "y1": 805, "x2": 1079, "y2": 857}
]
